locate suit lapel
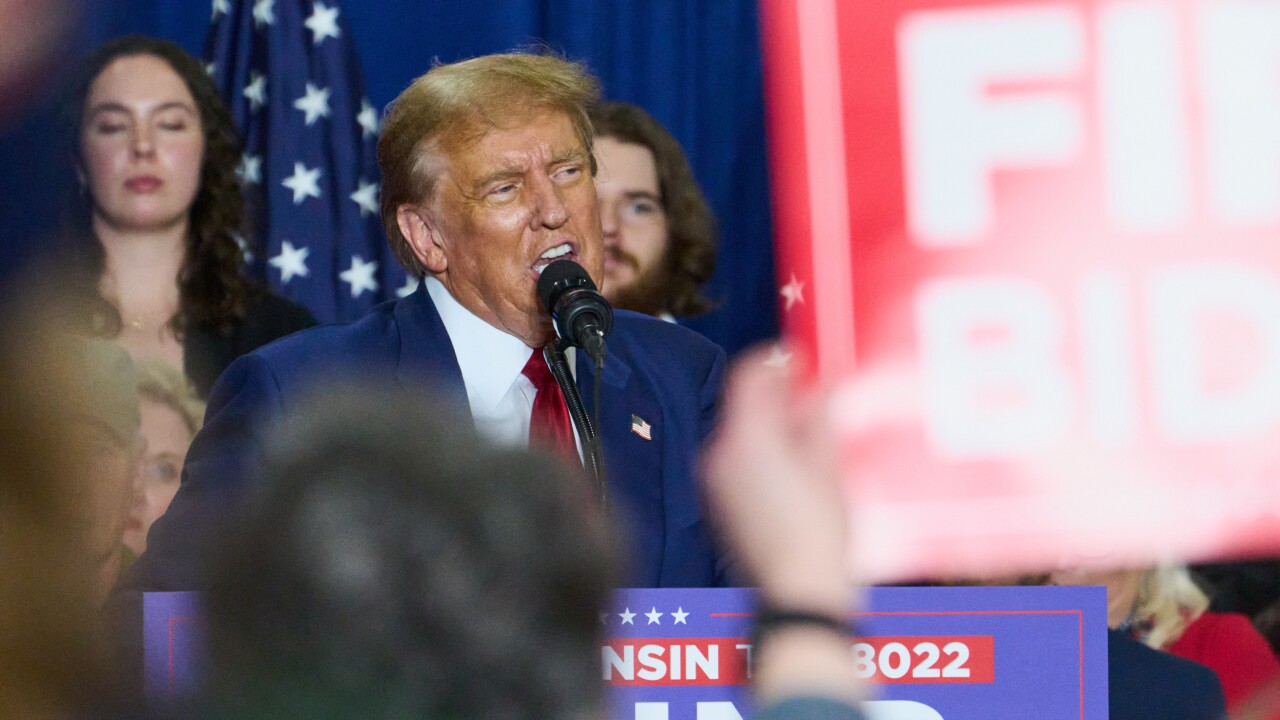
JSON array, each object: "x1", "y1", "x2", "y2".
[
  {"x1": 392, "y1": 283, "x2": 471, "y2": 418},
  {"x1": 578, "y1": 351, "x2": 666, "y2": 586}
]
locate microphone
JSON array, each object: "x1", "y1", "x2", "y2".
[{"x1": 537, "y1": 259, "x2": 613, "y2": 363}]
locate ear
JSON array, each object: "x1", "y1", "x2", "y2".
[{"x1": 396, "y1": 204, "x2": 448, "y2": 275}]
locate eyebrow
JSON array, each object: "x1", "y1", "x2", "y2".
[
  {"x1": 86, "y1": 100, "x2": 198, "y2": 119},
  {"x1": 622, "y1": 190, "x2": 662, "y2": 204},
  {"x1": 471, "y1": 147, "x2": 589, "y2": 191}
]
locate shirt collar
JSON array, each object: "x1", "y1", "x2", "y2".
[{"x1": 426, "y1": 277, "x2": 533, "y2": 413}]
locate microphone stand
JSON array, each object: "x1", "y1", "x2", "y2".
[{"x1": 543, "y1": 342, "x2": 608, "y2": 508}]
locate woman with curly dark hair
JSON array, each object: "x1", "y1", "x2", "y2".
[{"x1": 59, "y1": 35, "x2": 314, "y2": 398}]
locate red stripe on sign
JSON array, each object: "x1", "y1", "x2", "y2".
[
  {"x1": 852, "y1": 636, "x2": 995, "y2": 685},
  {"x1": 602, "y1": 638, "x2": 751, "y2": 686}
]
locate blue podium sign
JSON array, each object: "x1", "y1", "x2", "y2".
[
  {"x1": 602, "y1": 586, "x2": 1107, "y2": 720},
  {"x1": 145, "y1": 585, "x2": 1107, "y2": 719}
]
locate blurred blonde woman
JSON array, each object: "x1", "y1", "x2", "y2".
[
  {"x1": 1055, "y1": 564, "x2": 1280, "y2": 717},
  {"x1": 122, "y1": 359, "x2": 203, "y2": 557}
]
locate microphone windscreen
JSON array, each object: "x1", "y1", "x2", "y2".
[{"x1": 536, "y1": 259, "x2": 596, "y2": 311}]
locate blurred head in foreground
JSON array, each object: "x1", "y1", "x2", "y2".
[
  {"x1": 201, "y1": 384, "x2": 615, "y2": 720},
  {"x1": 0, "y1": 306, "x2": 134, "y2": 718},
  {"x1": 62, "y1": 336, "x2": 141, "y2": 600}
]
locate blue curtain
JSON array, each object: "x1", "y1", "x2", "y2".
[{"x1": 60, "y1": 0, "x2": 779, "y2": 356}]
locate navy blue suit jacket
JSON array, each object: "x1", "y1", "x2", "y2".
[
  {"x1": 1108, "y1": 629, "x2": 1226, "y2": 720},
  {"x1": 123, "y1": 284, "x2": 731, "y2": 592}
]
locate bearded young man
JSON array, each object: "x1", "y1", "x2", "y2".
[{"x1": 590, "y1": 102, "x2": 717, "y2": 321}]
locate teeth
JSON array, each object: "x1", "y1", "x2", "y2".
[
  {"x1": 539, "y1": 243, "x2": 572, "y2": 260},
  {"x1": 536, "y1": 264, "x2": 548, "y2": 275}
]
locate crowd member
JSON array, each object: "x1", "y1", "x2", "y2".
[
  {"x1": 198, "y1": 385, "x2": 615, "y2": 720},
  {"x1": 118, "y1": 51, "x2": 730, "y2": 606},
  {"x1": 702, "y1": 349, "x2": 865, "y2": 717},
  {"x1": 590, "y1": 101, "x2": 716, "y2": 320},
  {"x1": 57, "y1": 35, "x2": 314, "y2": 399},
  {"x1": 1054, "y1": 564, "x2": 1279, "y2": 718},
  {"x1": 122, "y1": 359, "x2": 204, "y2": 557}
]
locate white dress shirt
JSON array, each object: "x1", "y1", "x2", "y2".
[{"x1": 426, "y1": 277, "x2": 579, "y2": 454}]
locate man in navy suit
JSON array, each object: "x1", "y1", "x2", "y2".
[{"x1": 122, "y1": 52, "x2": 730, "y2": 593}]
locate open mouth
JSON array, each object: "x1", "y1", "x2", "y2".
[{"x1": 532, "y1": 242, "x2": 576, "y2": 275}]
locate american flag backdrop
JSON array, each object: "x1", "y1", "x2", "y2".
[{"x1": 204, "y1": 0, "x2": 415, "y2": 323}]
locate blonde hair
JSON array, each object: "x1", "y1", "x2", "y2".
[
  {"x1": 1133, "y1": 565, "x2": 1210, "y2": 649},
  {"x1": 377, "y1": 52, "x2": 601, "y2": 276},
  {"x1": 134, "y1": 359, "x2": 205, "y2": 437}
]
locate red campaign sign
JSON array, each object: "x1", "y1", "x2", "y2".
[{"x1": 761, "y1": 0, "x2": 1280, "y2": 581}]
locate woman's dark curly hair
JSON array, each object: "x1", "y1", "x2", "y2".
[
  {"x1": 589, "y1": 101, "x2": 717, "y2": 317},
  {"x1": 58, "y1": 35, "x2": 257, "y2": 337}
]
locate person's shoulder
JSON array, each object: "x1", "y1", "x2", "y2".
[
  {"x1": 611, "y1": 309, "x2": 724, "y2": 365},
  {"x1": 241, "y1": 297, "x2": 401, "y2": 374},
  {"x1": 1109, "y1": 629, "x2": 1225, "y2": 720},
  {"x1": 1186, "y1": 610, "x2": 1263, "y2": 640}
]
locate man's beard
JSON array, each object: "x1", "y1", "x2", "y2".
[{"x1": 605, "y1": 247, "x2": 673, "y2": 318}]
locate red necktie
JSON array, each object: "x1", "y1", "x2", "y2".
[{"x1": 521, "y1": 348, "x2": 577, "y2": 460}]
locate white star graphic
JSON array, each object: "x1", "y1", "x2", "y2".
[
  {"x1": 397, "y1": 275, "x2": 420, "y2": 298},
  {"x1": 339, "y1": 255, "x2": 379, "y2": 298},
  {"x1": 293, "y1": 83, "x2": 332, "y2": 125},
  {"x1": 205, "y1": 62, "x2": 217, "y2": 77},
  {"x1": 268, "y1": 241, "x2": 310, "y2": 283},
  {"x1": 252, "y1": 0, "x2": 275, "y2": 27},
  {"x1": 305, "y1": 1, "x2": 341, "y2": 44},
  {"x1": 281, "y1": 162, "x2": 322, "y2": 204},
  {"x1": 356, "y1": 98, "x2": 379, "y2": 139},
  {"x1": 599, "y1": 612, "x2": 609, "y2": 625},
  {"x1": 243, "y1": 72, "x2": 267, "y2": 111},
  {"x1": 618, "y1": 608, "x2": 636, "y2": 625},
  {"x1": 763, "y1": 344, "x2": 793, "y2": 369},
  {"x1": 211, "y1": 0, "x2": 230, "y2": 19},
  {"x1": 780, "y1": 273, "x2": 806, "y2": 311},
  {"x1": 237, "y1": 153, "x2": 262, "y2": 185},
  {"x1": 349, "y1": 180, "x2": 379, "y2": 217},
  {"x1": 671, "y1": 607, "x2": 689, "y2": 625},
  {"x1": 645, "y1": 607, "x2": 664, "y2": 625}
]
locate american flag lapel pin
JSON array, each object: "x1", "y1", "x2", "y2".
[{"x1": 630, "y1": 414, "x2": 653, "y2": 441}]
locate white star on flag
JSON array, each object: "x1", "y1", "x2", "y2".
[
  {"x1": 293, "y1": 83, "x2": 332, "y2": 125},
  {"x1": 268, "y1": 241, "x2": 310, "y2": 283},
  {"x1": 618, "y1": 608, "x2": 636, "y2": 625},
  {"x1": 205, "y1": 62, "x2": 217, "y2": 77},
  {"x1": 780, "y1": 273, "x2": 805, "y2": 311},
  {"x1": 305, "y1": 1, "x2": 341, "y2": 44},
  {"x1": 349, "y1": 180, "x2": 378, "y2": 216},
  {"x1": 763, "y1": 344, "x2": 793, "y2": 368},
  {"x1": 671, "y1": 607, "x2": 689, "y2": 625},
  {"x1": 252, "y1": 0, "x2": 275, "y2": 27},
  {"x1": 237, "y1": 153, "x2": 262, "y2": 185},
  {"x1": 645, "y1": 608, "x2": 664, "y2": 625},
  {"x1": 357, "y1": 98, "x2": 379, "y2": 138},
  {"x1": 211, "y1": 0, "x2": 230, "y2": 19},
  {"x1": 243, "y1": 72, "x2": 267, "y2": 111},
  {"x1": 339, "y1": 255, "x2": 379, "y2": 298},
  {"x1": 397, "y1": 275, "x2": 420, "y2": 299},
  {"x1": 282, "y1": 162, "x2": 322, "y2": 204}
]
